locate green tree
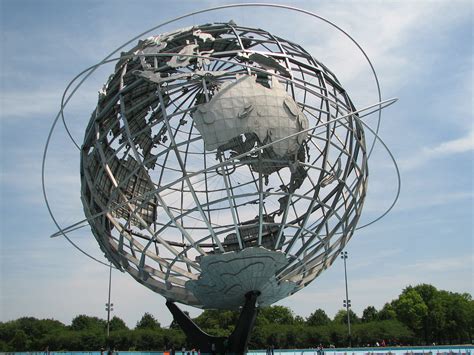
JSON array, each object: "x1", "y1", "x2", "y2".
[
  {"x1": 71, "y1": 315, "x2": 106, "y2": 332},
  {"x1": 194, "y1": 309, "x2": 237, "y2": 334},
  {"x1": 0, "y1": 340, "x2": 9, "y2": 352},
  {"x1": 108, "y1": 330, "x2": 133, "y2": 350},
  {"x1": 378, "y1": 302, "x2": 397, "y2": 321},
  {"x1": 327, "y1": 323, "x2": 347, "y2": 347},
  {"x1": 441, "y1": 291, "x2": 472, "y2": 343},
  {"x1": 362, "y1": 306, "x2": 378, "y2": 323},
  {"x1": 259, "y1": 305, "x2": 295, "y2": 324},
  {"x1": 109, "y1": 316, "x2": 128, "y2": 331},
  {"x1": 9, "y1": 330, "x2": 29, "y2": 351},
  {"x1": 0, "y1": 284, "x2": 472, "y2": 349},
  {"x1": 0, "y1": 317, "x2": 67, "y2": 351},
  {"x1": 134, "y1": 329, "x2": 165, "y2": 349},
  {"x1": 352, "y1": 320, "x2": 414, "y2": 345},
  {"x1": 427, "y1": 296, "x2": 446, "y2": 343},
  {"x1": 301, "y1": 325, "x2": 331, "y2": 346},
  {"x1": 78, "y1": 331, "x2": 105, "y2": 350},
  {"x1": 467, "y1": 297, "x2": 474, "y2": 344},
  {"x1": 294, "y1": 315, "x2": 305, "y2": 324},
  {"x1": 0, "y1": 321, "x2": 17, "y2": 344},
  {"x1": 333, "y1": 309, "x2": 360, "y2": 324},
  {"x1": 136, "y1": 313, "x2": 161, "y2": 330},
  {"x1": 163, "y1": 329, "x2": 186, "y2": 349},
  {"x1": 307, "y1": 309, "x2": 330, "y2": 326},
  {"x1": 414, "y1": 284, "x2": 438, "y2": 303},
  {"x1": 408, "y1": 284, "x2": 444, "y2": 343},
  {"x1": 393, "y1": 287, "x2": 428, "y2": 338}
]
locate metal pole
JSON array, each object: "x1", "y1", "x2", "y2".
[
  {"x1": 106, "y1": 262, "x2": 112, "y2": 338},
  {"x1": 341, "y1": 251, "x2": 352, "y2": 347}
]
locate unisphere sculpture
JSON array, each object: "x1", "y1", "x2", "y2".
[
  {"x1": 80, "y1": 22, "x2": 368, "y2": 310},
  {"x1": 44, "y1": 5, "x2": 400, "y2": 352}
]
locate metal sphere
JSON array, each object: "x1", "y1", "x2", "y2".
[{"x1": 80, "y1": 22, "x2": 368, "y2": 309}]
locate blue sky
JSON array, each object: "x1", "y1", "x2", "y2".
[{"x1": 0, "y1": 0, "x2": 472, "y2": 328}]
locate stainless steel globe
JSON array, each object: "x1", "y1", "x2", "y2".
[{"x1": 80, "y1": 22, "x2": 368, "y2": 310}]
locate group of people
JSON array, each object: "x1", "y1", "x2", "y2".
[
  {"x1": 266, "y1": 345, "x2": 275, "y2": 355},
  {"x1": 165, "y1": 346, "x2": 200, "y2": 355},
  {"x1": 100, "y1": 347, "x2": 117, "y2": 355}
]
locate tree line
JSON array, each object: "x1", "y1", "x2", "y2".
[{"x1": 1, "y1": 284, "x2": 472, "y2": 351}]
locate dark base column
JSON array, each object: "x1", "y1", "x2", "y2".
[{"x1": 166, "y1": 291, "x2": 260, "y2": 354}]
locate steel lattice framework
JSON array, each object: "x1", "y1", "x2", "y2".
[{"x1": 79, "y1": 22, "x2": 369, "y2": 308}]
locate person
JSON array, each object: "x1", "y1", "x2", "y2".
[
  {"x1": 317, "y1": 344, "x2": 324, "y2": 355},
  {"x1": 100, "y1": 347, "x2": 105, "y2": 355},
  {"x1": 266, "y1": 345, "x2": 274, "y2": 355},
  {"x1": 44, "y1": 346, "x2": 50, "y2": 355},
  {"x1": 170, "y1": 345, "x2": 175, "y2": 355}
]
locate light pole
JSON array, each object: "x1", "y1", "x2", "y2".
[
  {"x1": 341, "y1": 251, "x2": 351, "y2": 347},
  {"x1": 105, "y1": 262, "x2": 114, "y2": 339}
]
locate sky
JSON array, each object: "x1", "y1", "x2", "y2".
[{"x1": 0, "y1": 0, "x2": 472, "y2": 329}]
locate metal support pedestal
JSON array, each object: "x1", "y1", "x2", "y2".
[{"x1": 166, "y1": 291, "x2": 260, "y2": 354}]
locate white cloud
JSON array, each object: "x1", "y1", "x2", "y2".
[
  {"x1": 426, "y1": 130, "x2": 474, "y2": 155},
  {"x1": 0, "y1": 86, "x2": 98, "y2": 120},
  {"x1": 400, "y1": 130, "x2": 474, "y2": 171},
  {"x1": 405, "y1": 254, "x2": 473, "y2": 273},
  {"x1": 399, "y1": 190, "x2": 473, "y2": 212},
  {"x1": 0, "y1": 91, "x2": 59, "y2": 120},
  {"x1": 350, "y1": 248, "x2": 403, "y2": 270},
  {"x1": 290, "y1": 1, "x2": 472, "y2": 104}
]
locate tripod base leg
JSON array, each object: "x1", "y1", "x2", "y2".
[{"x1": 166, "y1": 291, "x2": 260, "y2": 354}]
